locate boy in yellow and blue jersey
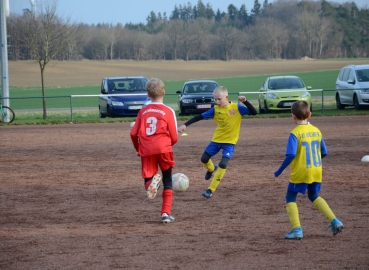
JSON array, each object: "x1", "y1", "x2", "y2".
[
  {"x1": 178, "y1": 86, "x2": 257, "y2": 198},
  {"x1": 274, "y1": 100, "x2": 343, "y2": 239}
]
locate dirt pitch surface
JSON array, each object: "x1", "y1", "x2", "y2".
[{"x1": 1, "y1": 115, "x2": 368, "y2": 269}]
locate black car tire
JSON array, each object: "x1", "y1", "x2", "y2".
[
  {"x1": 107, "y1": 106, "x2": 115, "y2": 117},
  {"x1": 336, "y1": 94, "x2": 345, "y2": 110},
  {"x1": 264, "y1": 101, "x2": 269, "y2": 114},
  {"x1": 99, "y1": 106, "x2": 107, "y2": 118},
  {"x1": 258, "y1": 102, "x2": 265, "y2": 114},
  {"x1": 354, "y1": 95, "x2": 361, "y2": 110},
  {"x1": 179, "y1": 106, "x2": 185, "y2": 116}
]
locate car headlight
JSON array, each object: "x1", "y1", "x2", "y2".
[
  {"x1": 112, "y1": 101, "x2": 124, "y2": 106},
  {"x1": 182, "y1": 99, "x2": 194, "y2": 103},
  {"x1": 267, "y1": 93, "x2": 279, "y2": 99},
  {"x1": 301, "y1": 91, "x2": 310, "y2": 98}
]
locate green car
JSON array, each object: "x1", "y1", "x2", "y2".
[{"x1": 258, "y1": 75, "x2": 312, "y2": 114}]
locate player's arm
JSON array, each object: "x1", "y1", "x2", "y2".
[
  {"x1": 178, "y1": 107, "x2": 214, "y2": 132},
  {"x1": 238, "y1": 96, "x2": 257, "y2": 116},
  {"x1": 130, "y1": 118, "x2": 140, "y2": 153},
  {"x1": 274, "y1": 133, "x2": 297, "y2": 179},
  {"x1": 168, "y1": 110, "x2": 179, "y2": 145},
  {"x1": 321, "y1": 137, "x2": 328, "y2": 158}
]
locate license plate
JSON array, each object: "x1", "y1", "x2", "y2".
[
  {"x1": 197, "y1": 104, "x2": 211, "y2": 109},
  {"x1": 283, "y1": 102, "x2": 293, "y2": 107},
  {"x1": 128, "y1": 105, "x2": 142, "y2": 110}
]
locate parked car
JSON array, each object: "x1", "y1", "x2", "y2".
[
  {"x1": 335, "y1": 64, "x2": 369, "y2": 110},
  {"x1": 99, "y1": 76, "x2": 148, "y2": 118},
  {"x1": 258, "y1": 75, "x2": 312, "y2": 113},
  {"x1": 176, "y1": 80, "x2": 218, "y2": 115}
]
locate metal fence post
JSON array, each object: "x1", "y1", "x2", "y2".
[
  {"x1": 70, "y1": 96, "x2": 73, "y2": 122},
  {"x1": 321, "y1": 89, "x2": 324, "y2": 116}
]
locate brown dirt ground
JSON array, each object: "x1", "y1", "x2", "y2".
[
  {"x1": 1, "y1": 115, "x2": 368, "y2": 269},
  {"x1": 9, "y1": 59, "x2": 369, "y2": 87}
]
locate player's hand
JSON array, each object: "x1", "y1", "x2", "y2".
[
  {"x1": 238, "y1": 96, "x2": 246, "y2": 103},
  {"x1": 178, "y1": 124, "x2": 186, "y2": 133}
]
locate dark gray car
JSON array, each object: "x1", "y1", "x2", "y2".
[{"x1": 176, "y1": 80, "x2": 218, "y2": 115}]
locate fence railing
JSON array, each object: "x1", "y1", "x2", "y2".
[{"x1": 0, "y1": 89, "x2": 355, "y2": 122}]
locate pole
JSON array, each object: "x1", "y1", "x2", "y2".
[{"x1": 0, "y1": 0, "x2": 10, "y2": 122}]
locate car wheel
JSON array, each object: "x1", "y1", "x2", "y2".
[
  {"x1": 99, "y1": 106, "x2": 107, "y2": 118},
  {"x1": 264, "y1": 101, "x2": 269, "y2": 114},
  {"x1": 354, "y1": 95, "x2": 361, "y2": 110},
  {"x1": 258, "y1": 102, "x2": 265, "y2": 114},
  {"x1": 336, "y1": 94, "x2": 345, "y2": 110},
  {"x1": 107, "y1": 106, "x2": 115, "y2": 117},
  {"x1": 179, "y1": 105, "x2": 185, "y2": 116}
]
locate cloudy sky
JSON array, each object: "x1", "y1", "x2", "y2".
[{"x1": 10, "y1": 0, "x2": 368, "y2": 25}]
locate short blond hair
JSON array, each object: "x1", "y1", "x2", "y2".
[
  {"x1": 146, "y1": 78, "x2": 165, "y2": 99},
  {"x1": 213, "y1": 86, "x2": 228, "y2": 96}
]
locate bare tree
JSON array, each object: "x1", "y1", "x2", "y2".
[
  {"x1": 218, "y1": 25, "x2": 240, "y2": 60},
  {"x1": 165, "y1": 20, "x2": 183, "y2": 60},
  {"x1": 14, "y1": 0, "x2": 80, "y2": 119}
]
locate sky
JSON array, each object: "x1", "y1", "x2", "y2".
[{"x1": 10, "y1": 0, "x2": 369, "y2": 25}]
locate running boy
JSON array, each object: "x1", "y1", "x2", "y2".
[
  {"x1": 274, "y1": 100, "x2": 343, "y2": 239},
  {"x1": 130, "y1": 78, "x2": 178, "y2": 223},
  {"x1": 177, "y1": 86, "x2": 257, "y2": 199}
]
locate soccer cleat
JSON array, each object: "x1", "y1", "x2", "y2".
[
  {"x1": 285, "y1": 227, "x2": 303, "y2": 240},
  {"x1": 161, "y1": 213, "x2": 175, "y2": 223},
  {"x1": 205, "y1": 164, "x2": 218, "y2": 180},
  {"x1": 325, "y1": 218, "x2": 344, "y2": 236},
  {"x1": 202, "y1": 189, "x2": 213, "y2": 199},
  {"x1": 147, "y1": 174, "x2": 161, "y2": 199}
]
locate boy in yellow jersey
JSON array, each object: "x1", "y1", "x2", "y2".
[
  {"x1": 274, "y1": 100, "x2": 343, "y2": 239},
  {"x1": 178, "y1": 86, "x2": 257, "y2": 198}
]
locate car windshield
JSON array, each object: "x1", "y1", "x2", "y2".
[
  {"x1": 184, "y1": 82, "x2": 217, "y2": 94},
  {"x1": 108, "y1": 78, "x2": 147, "y2": 93},
  {"x1": 356, "y1": 69, "x2": 369, "y2": 82},
  {"x1": 268, "y1": 78, "x2": 304, "y2": 90}
]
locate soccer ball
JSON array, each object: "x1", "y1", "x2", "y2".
[{"x1": 172, "y1": 173, "x2": 189, "y2": 192}]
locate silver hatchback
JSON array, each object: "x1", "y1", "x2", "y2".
[{"x1": 335, "y1": 65, "x2": 369, "y2": 110}]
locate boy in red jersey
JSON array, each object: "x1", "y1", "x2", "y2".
[
  {"x1": 274, "y1": 100, "x2": 343, "y2": 239},
  {"x1": 130, "y1": 78, "x2": 178, "y2": 223},
  {"x1": 177, "y1": 86, "x2": 257, "y2": 199}
]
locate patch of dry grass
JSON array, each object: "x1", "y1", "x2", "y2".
[{"x1": 9, "y1": 59, "x2": 368, "y2": 87}]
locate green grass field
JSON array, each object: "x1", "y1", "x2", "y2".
[{"x1": 3, "y1": 66, "x2": 368, "y2": 125}]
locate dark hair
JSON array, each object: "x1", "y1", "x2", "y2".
[{"x1": 291, "y1": 100, "x2": 310, "y2": 120}]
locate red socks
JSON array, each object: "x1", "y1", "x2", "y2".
[{"x1": 161, "y1": 189, "x2": 173, "y2": 215}]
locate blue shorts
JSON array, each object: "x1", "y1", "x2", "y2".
[
  {"x1": 288, "y1": 182, "x2": 321, "y2": 194},
  {"x1": 205, "y1": 142, "x2": 235, "y2": 159}
]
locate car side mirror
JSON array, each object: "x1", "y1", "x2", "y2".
[
  {"x1": 307, "y1": 86, "x2": 312, "y2": 90},
  {"x1": 101, "y1": 88, "x2": 108, "y2": 94},
  {"x1": 347, "y1": 79, "x2": 355, "y2": 85},
  {"x1": 176, "y1": 90, "x2": 181, "y2": 94},
  {"x1": 259, "y1": 88, "x2": 265, "y2": 92}
]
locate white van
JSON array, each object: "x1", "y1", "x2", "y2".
[{"x1": 335, "y1": 64, "x2": 369, "y2": 110}]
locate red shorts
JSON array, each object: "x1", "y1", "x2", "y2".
[{"x1": 141, "y1": 152, "x2": 175, "y2": 178}]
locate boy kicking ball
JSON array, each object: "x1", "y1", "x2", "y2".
[
  {"x1": 130, "y1": 78, "x2": 178, "y2": 223},
  {"x1": 274, "y1": 100, "x2": 343, "y2": 239}
]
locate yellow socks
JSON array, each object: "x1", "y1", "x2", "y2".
[
  {"x1": 313, "y1": 197, "x2": 336, "y2": 222},
  {"x1": 286, "y1": 202, "x2": 301, "y2": 229},
  {"x1": 203, "y1": 160, "x2": 215, "y2": 172},
  {"x1": 208, "y1": 168, "x2": 226, "y2": 192}
]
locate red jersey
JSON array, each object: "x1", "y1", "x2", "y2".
[{"x1": 130, "y1": 102, "x2": 178, "y2": 157}]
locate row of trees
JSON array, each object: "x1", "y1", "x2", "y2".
[{"x1": 8, "y1": 0, "x2": 369, "y2": 63}]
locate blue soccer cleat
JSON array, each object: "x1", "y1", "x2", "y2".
[
  {"x1": 202, "y1": 189, "x2": 213, "y2": 199},
  {"x1": 285, "y1": 227, "x2": 303, "y2": 240},
  {"x1": 205, "y1": 164, "x2": 218, "y2": 180},
  {"x1": 325, "y1": 218, "x2": 344, "y2": 236}
]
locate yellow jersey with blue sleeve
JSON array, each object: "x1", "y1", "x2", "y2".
[
  {"x1": 201, "y1": 101, "x2": 250, "y2": 145},
  {"x1": 288, "y1": 124, "x2": 327, "y2": 184}
]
